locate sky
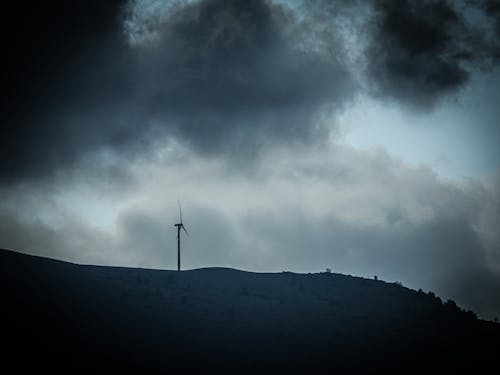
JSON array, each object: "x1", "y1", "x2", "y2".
[{"x1": 2, "y1": 0, "x2": 500, "y2": 319}]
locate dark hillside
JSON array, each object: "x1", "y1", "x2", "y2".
[{"x1": 1, "y1": 249, "x2": 498, "y2": 373}]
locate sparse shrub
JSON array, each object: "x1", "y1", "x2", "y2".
[
  {"x1": 444, "y1": 299, "x2": 458, "y2": 309},
  {"x1": 465, "y1": 310, "x2": 477, "y2": 320},
  {"x1": 326, "y1": 268, "x2": 331, "y2": 274},
  {"x1": 374, "y1": 275, "x2": 378, "y2": 281}
]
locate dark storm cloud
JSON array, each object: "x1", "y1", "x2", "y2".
[
  {"x1": 486, "y1": 0, "x2": 500, "y2": 40},
  {"x1": 2, "y1": 0, "x2": 355, "y2": 183},
  {"x1": 131, "y1": 0, "x2": 354, "y2": 156},
  {"x1": 364, "y1": 0, "x2": 498, "y2": 109},
  {"x1": 2, "y1": 0, "x2": 128, "y2": 183},
  {"x1": 3, "y1": 0, "x2": 500, "y2": 184}
]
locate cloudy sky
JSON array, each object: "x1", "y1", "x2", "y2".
[{"x1": 2, "y1": 0, "x2": 500, "y2": 319}]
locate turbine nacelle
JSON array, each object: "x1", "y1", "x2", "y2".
[{"x1": 175, "y1": 223, "x2": 189, "y2": 236}]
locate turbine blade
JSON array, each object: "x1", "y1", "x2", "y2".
[
  {"x1": 178, "y1": 200, "x2": 183, "y2": 224},
  {"x1": 181, "y1": 225, "x2": 189, "y2": 237}
]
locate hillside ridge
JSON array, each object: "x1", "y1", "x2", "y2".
[{"x1": 1, "y1": 248, "x2": 498, "y2": 373}]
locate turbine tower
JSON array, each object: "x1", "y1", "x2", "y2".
[{"x1": 174, "y1": 201, "x2": 189, "y2": 271}]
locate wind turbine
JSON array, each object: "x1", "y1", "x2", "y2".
[{"x1": 174, "y1": 201, "x2": 189, "y2": 271}]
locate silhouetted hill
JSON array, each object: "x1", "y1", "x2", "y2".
[{"x1": 1, "y1": 249, "x2": 498, "y2": 373}]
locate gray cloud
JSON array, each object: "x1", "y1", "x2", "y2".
[
  {"x1": 242, "y1": 209, "x2": 500, "y2": 316},
  {"x1": 0, "y1": 213, "x2": 115, "y2": 266},
  {"x1": 1, "y1": 145, "x2": 499, "y2": 318}
]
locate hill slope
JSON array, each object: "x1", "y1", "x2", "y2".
[{"x1": 1, "y1": 249, "x2": 498, "y2": 373}]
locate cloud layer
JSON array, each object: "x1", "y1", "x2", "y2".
[{"x1": 3, "y1": 0, "x2": 500, "y2": 182}]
